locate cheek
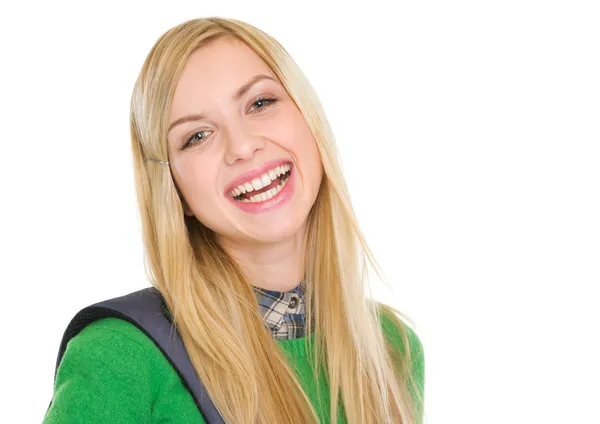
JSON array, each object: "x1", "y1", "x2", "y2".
[
  {"x1": 175, "y1": 161, "x2": 219, "y2": 206},
  {"x1": 279, "y1": 110, "x2": 318, "y2": 159},
  {"x1": 308, "y1": 147, "x2": 324, "y2": 190},
  {"x1": 293, "y1": 124, "x2": 323, "y2": 180},
  {"x1": 279, "y1": 114, "x2": 323, "y2": 189}
]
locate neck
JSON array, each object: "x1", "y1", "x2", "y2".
[{"x1": 217, "y1": 226, "x2": 307, "y2": 292}]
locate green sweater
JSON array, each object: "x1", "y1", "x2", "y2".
[{"x1": 43, "y1": 312, "x2": 425, "y2": 423}]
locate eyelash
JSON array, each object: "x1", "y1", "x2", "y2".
[{"x1": 181, "y1": 95, "x2": 278, "y2": 150}]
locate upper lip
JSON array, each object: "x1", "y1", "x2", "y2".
[{"x1": 224, "y1": 158, "x2": 292, "y2": 195}]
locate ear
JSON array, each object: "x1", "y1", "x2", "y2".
[
  {"x1": 182, "y1": 201, "x2": 194, "y2": 216},
  {"x1": 176, "y1": 185, "x2": 194, "y2": 217}
]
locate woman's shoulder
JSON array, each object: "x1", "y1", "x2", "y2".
[
  {"x1": 376, "y1": 302, "x2": 426, "y2": 417},
  {"x1": 76, "y1": 317, "x2": 156, "y2": 347},
  {"x1": 66, "y1": 317, "x2": 165, "y2": 372},
  {"x1": 377, "y1": 303, "x2": 422, "y2": 351},
  {"x1": 44, "y1": 317, "x2": 186, "y2": 423},
  {"x1": 67, "y1": 317, "x2": 179, "y2": 393},
  {"x1": 376, "y1": 302, "x2": 425, "y2": 384},
  {"x1": 44, "y1": 318, "x2": 155, "y2": 423}
]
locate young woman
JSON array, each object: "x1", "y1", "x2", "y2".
[{"x1": 43, "y1": 17, "x2": 425, "y2": 424}]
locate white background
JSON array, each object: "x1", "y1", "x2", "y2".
[{"x1": 1, "y1": 1, "x2": 598, "y2": 423}]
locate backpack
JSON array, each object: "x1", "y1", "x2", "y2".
[{"x1": 46, "y1": 287, "x2": 226, "y2": 424}]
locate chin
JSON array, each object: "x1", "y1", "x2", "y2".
[{"x1": 242, "y1": 216, "x2": 306, "y2": 244}]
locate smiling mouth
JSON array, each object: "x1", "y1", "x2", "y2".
[{"x1": 231, "y1": 165, "x2": 292, "y2": 203}]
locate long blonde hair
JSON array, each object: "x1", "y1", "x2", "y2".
[{"x1": 130, "y1": 16, "x2": 423, "y2": 424}]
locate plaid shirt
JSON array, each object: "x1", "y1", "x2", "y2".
[{"x1": 252, "y1": 280, "x2": 311, "y2": 340}]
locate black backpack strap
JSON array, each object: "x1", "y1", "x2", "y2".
[{"x1": 48, "y1": 287, "x2": 225, "y2": 424}]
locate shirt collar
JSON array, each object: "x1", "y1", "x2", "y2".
[{"x1": 252, "y1": 281, "x2": 309, "y2": 340}]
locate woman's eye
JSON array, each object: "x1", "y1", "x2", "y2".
[
  {"x1": 249, "y1": 96, "x2": 277, "y2": 114},
  {"x1": 182, "y1": 130, "x2": 211, "y2": 150}
]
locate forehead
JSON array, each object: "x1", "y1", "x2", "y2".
[{"x1": 170, "y1": 37, "x2": 277, "y2": 115}]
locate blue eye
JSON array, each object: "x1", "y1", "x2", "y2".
[
  {"x1": 249, "y1": 96, "x2": 277, "y2": 113},
  {"x1": 183, "y1": 130, "x2": 211, "y2": 149},
  {"x1": 181, "y1": 95, "x2": 278, "y2": 150}
]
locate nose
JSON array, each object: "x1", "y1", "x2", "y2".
[{"x1": 223, "y1": 122, "x2": 265, "y2": 165}]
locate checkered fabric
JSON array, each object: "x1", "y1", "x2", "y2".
[{"x1": 252, "y1": 280, "x2": 312, "y2": 340}]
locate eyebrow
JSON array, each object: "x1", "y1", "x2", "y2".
[{"x1": 167, "y1": 74, "x2": 279, "y2": 134}]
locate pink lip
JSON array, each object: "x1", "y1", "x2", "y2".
[{"x1": 224, "y1": 158, "x2": 292, "y2": 195}]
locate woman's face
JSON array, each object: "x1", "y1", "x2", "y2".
[{"x1": 167, "y1": 37, "x2": 323, "y2": 245}]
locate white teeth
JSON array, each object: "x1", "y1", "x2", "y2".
[
  {"x1": 230, "y1": 163, "x2": 292, "y2": 198},
  {"x1": 238, "y1": 175, "x2": 289, "y2": 203},
  {"x1": 260, "y1": 174, "x2": 271, "y2": 186},
  {"x1": 251, "y1": 178, "x2": 263, "y2": 190}
]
